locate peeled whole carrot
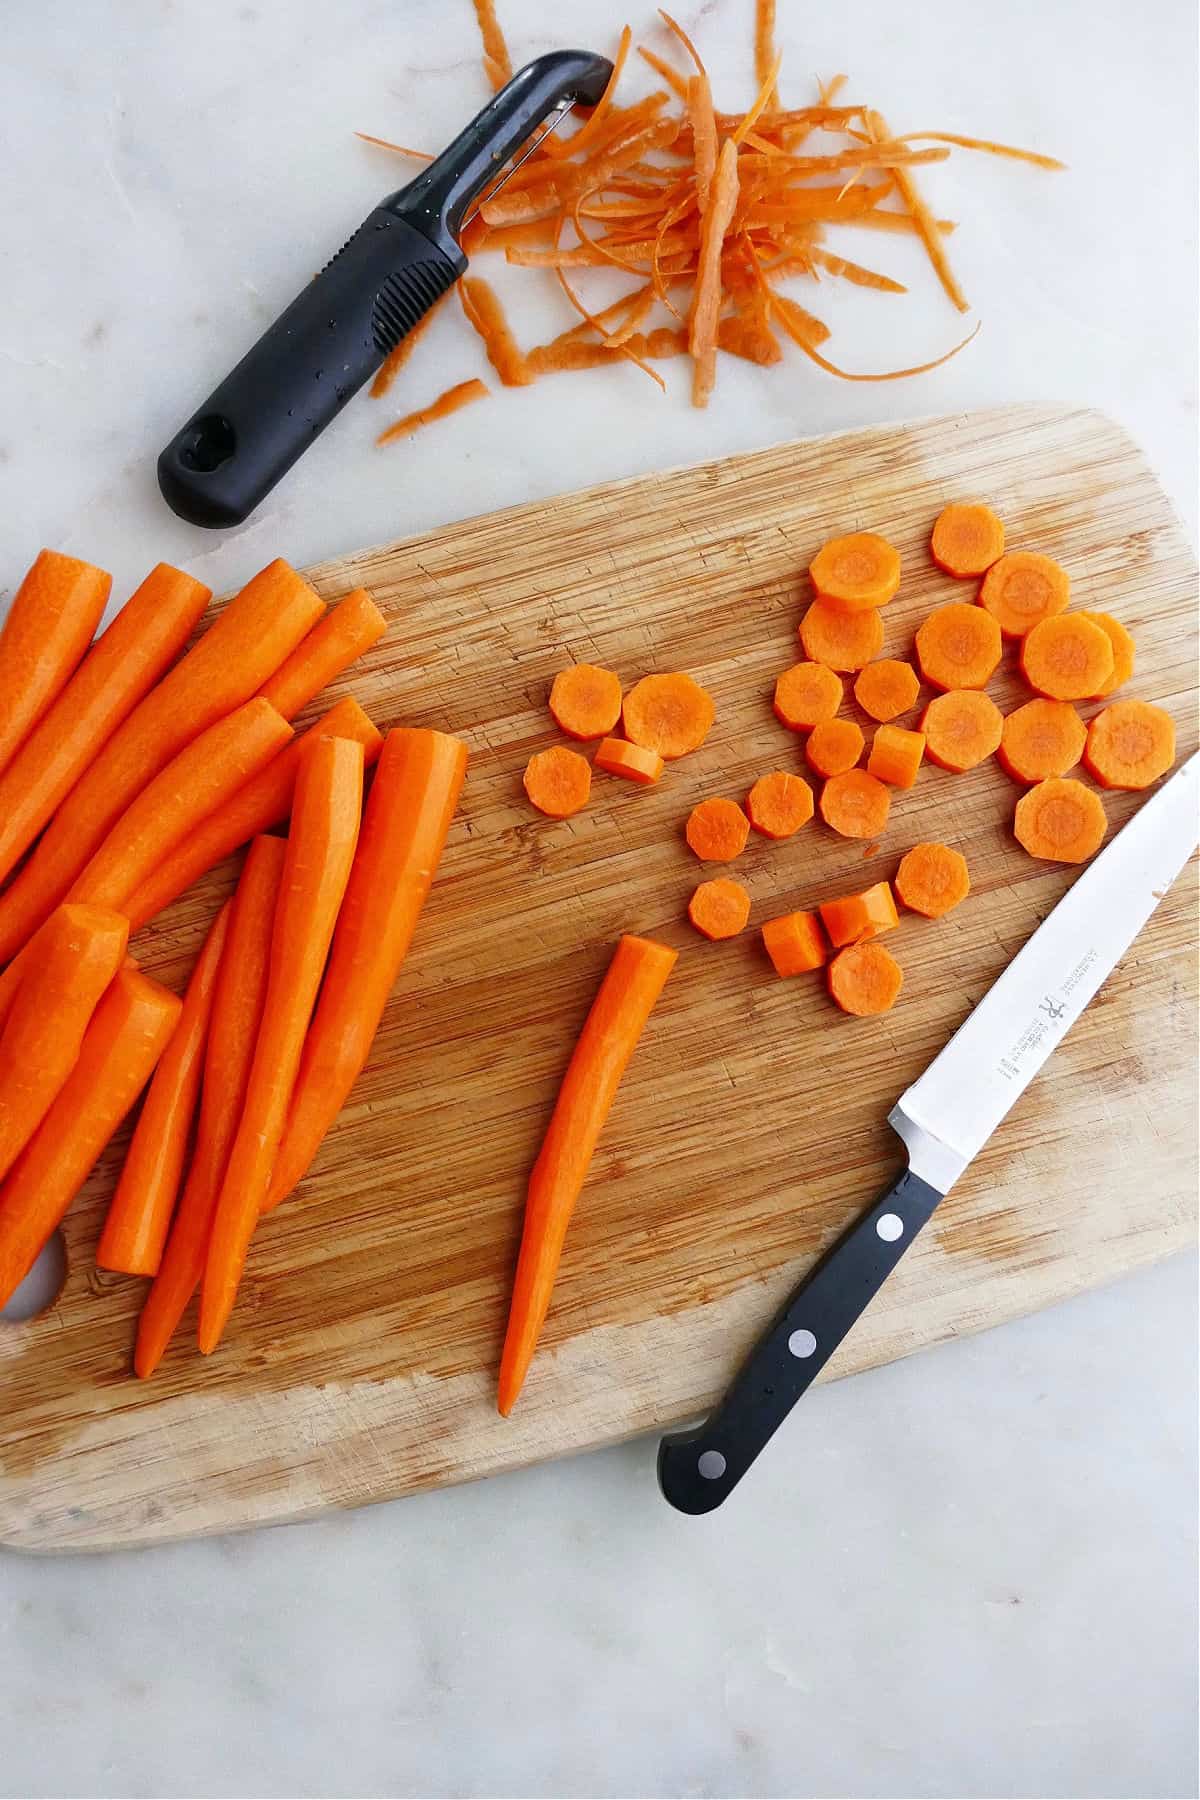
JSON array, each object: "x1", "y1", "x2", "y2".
[
  {"x1": 809, "y1": 532, "x2": 901, "y2": 612},
  {"x1": 819, "y1": 881, "x2": 898, "y2": 948},
  {"x1": 498, "y1": 933, "x2": 677, "y2": 1414},
  {"x1": 68, "y1": 699, "x2": 293, "y2": 912},
  {"x1": 800, "y1": 601, "x2": 884, "y2": 672},
  {"x1": 0, "y1": 559, "x2": 323, "y2": 966},
  {"x1": 746, "y1": 770, "x2": 813, "y2": 838},
  {"x1": 761, "y1": 909, "x2": 827, "y2": 977},
  {"x1": 1020, "y1": 613, "x2": 1113, "y2": 701},
  {"x1": 979, "y1": 551, "x2": 1069, "y2": 637},
  {"x1": 257, "y1": 588, "x2": 386, "y2": 719},
  {"x1": 685, "y1": 797, "x2": 750, "y2": 861},
  {"x1": 0, "y1": 905, "x2": 129, "y2": 1184},
  {"x1": 266, "y1": 728, "x2": 468, "y2": 1212},
  {"x1": 524, "y1": 746, "x2": 591, "y2": 817},
  {"x1": 867, "y1": 723, "x2": 926, "y2": 789},
  {"x1": 828, "y1": 941, "x2": 904, "y2": 1015},
  {"x1": 0, "y1": 564, "x2": 211, "y2": 888},
  {"x1": 199, "y1": 737, "x2": 365, "y2": 1352},
  {"x1": 915, "y1": 602, "x2": 1002, "y2": 691},
  {"x1": 97, "y1": 902, "x2": 231, "y2": 1278},
  {"x1": 930, "y1": 504, "x2": 1005, "y2": 578},
  {"x1": 688, "y1": 877, "x2": 751, "y2": 940},
  {"x1": 1013, "y1": 778, "x2": 1107, "y2": 863},
  {"x1": 0, "y1": 551, "x2": 111, "y2": 780},
  {"x1": 774, "y1": 662, "x2": 843, "y2": 730},
  {"x1": 854, "y1": 659, "x2": 919, "y2": 723},
  {"x1": 135, "y1": 838, "x2": 286, "y2": 1377},
  {"x1": 1083, "y1": 700, "x2": 1176, "y2": 791},
  {"x1": 549, "y1": 664, "x2": 623, "y2": 739},
  {"x1": 805, "y1": 718, "x2": 864, "y2": 778},
  {"x1": 0, "y1": 965, "x2": 181, "y2": 1310},
  {"x1": 894, "y1": 842, "x2": 970, "y2": 917},
  {"x1": 593, "y1": 737, "x2": 663, "y2": 784},
  {"x1": 122, "y1": 698, "x2": 382, "y2": 932}
]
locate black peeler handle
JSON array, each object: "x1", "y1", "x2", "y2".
[
  {"x1": 657, "y1": 1166, "x2": 945, "y2": 1514},
  {"x1": 157, "y1": 49, "x2": 612, "y2": 529}
]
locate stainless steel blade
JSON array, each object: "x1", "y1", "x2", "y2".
[{"x1": 891, "y1": 754, "x2": 1198, "y2": 1193}]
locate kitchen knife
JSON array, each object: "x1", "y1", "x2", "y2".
[{"x1": 659, "y1": 755, "x2": 1198, "y2": 1514}]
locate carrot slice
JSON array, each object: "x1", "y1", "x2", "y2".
[
  {"x1": 686, "y1": 797, "x2": 751, "y2": 861},
  {"x1": 920, "y1": 689, "x2": 1003, "y2": 772},
  {"x1": 915, "y1": 602, "x2": 1002, "y2": 691},
  {"x1": 854, "y1": 659, "x2": 919, "y2": 722},
  {"x1": 593, "y1": 737, "x2": 664, "y2": 785},
  {"x1": 688, "y1": 138, "x2": 740, "y2": 406},
  {"x1": 0, "y1": 905, "x2": 129, "y2": 1184},
  {"x1": 0, "y1": 965, "x2": 181, "y2": 1310},
  {"x1": 266, "y1": 729, "x2": 467, "y2": 1213},
  {"x1": 0, "y1": 551, "x2": 111, "y2": 780},
  {"x1": 97, "y1": 902, "x2": 231, "y2": 1278},
  {"x1": 819, "y1": 768, "x2": 891, "y2": 838},
  {"x1": 810, "y1": 532, "x2": 901, "y2": 612},
  {"x1": 549, "y1": 664, "x2": 623, "y2": 739},
  {"x1": 135, "y1": 838, "x2": 286, "y2": 1377},
  {"x1": 1014, "y1": 777, "x2": 1107, "y2": 864},
  {"x1": 257, "y1": 589, "x2": 386, "y2": 718},
  {"x1": 930, "y1": 504, "x2": 1005, "y2": 577},
  {"x1": 746, "y1": 770, "x2": 813, "y2": 838},
  {"x1": 997, "y1": 699, "x2": 1085, "y2": 783},
  {"x1": 979, "y1": 551, "x2": 1069, "y2": 637},
  {"x1": 800, "y1": 601, "x2": 884, "y2": 671},
  {"x1": 0, "y1": 559, "x2": 323, "y2": 966},
  {"x1": 806, "y1": 718, "x2": 864, "y2": 778},
  {"x1": 819, "y1": 881, "x2": 898, "y2": 948},
  {"x1": 1083, "y1": 700, "x2": 1176, "y2": 791},
  {"x1": 377, "y1": 377, "x2": 490, "y2": 443},
  {"x1": 1079, "y1": 612, "x2": 1135, "y2": 698},
  {"x1": 122, "y1": 698, "x2": 382, "y2": 932},
  {"x1": 688, "y1": 877, "x2": 751, "y2": 940},
  {"x1": 199, "y1": 737, "x2": 365, "y2": 1353},
  {"x1": 68, "y1": 699, "x2": 293, "y2": 912},
  {"x1": 774, "y1": 661, "x2": 843, "y2": 730},
  {"x1": 867, "y1": 723, "x2": 926, "y2": 789},
  {"x1": 623, "y1": 672, "x2": 715, "y2": 758},
  {"x1": 1020, "y1": 614, "x2": 1113, "y2": 701},
  {"x1": 498, "y1": 933, "x2": 677, "y2": 1412},
  {"x1": 762, "y1": 909, "x2": 827, "y2": 976},
  {"x1": 828, "y1": 941, "x2": 903, "y2": 1015},
  {"x1": 0, "y1": 563, "x2": 211, "y2": 889},
  {"x1": 895, "y1": 842, "x2": 970, "y2": 917},
  {"x1": 524, "y1": 745, "x2": 591, "y2": 817}
]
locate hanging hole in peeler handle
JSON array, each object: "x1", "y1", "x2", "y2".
[{"x1": 177, "y1": 414, "x2": 236, "y2": 473}]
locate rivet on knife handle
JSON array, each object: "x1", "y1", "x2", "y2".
[{"x1": 657, "y1": 1168, "x2": 943, "y2": 1515}]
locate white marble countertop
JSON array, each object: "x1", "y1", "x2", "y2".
[{"x1": 1, "y1": 1, "x2": 1196, "y2": 1795}]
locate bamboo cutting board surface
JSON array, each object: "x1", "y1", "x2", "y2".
[{"x1": 2, "y1": 404, "x2": 1196, "y2": 1552}]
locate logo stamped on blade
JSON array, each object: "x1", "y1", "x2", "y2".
[{"x1": 998, "y1": 946, "x2": 1100, "y2": 1082}]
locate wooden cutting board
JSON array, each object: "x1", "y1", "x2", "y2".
[{"x1": 2, "y1": 404, "x2": 1196, "y2": 1552}]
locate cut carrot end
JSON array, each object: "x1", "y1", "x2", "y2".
[
  {"x1": 818, "y1": 881, "x2": 899, "y2": 948},
  {"x1": 866, "y1": 723, "x2": 926, "y2": 789}
]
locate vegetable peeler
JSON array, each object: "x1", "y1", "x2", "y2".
[{"x1": 157, "y1": 49, "x2": 613, "y2": 529}]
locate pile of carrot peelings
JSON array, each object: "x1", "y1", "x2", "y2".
[{"x1": 366, "y1": 3, "x2": 1063, "y2": 433}]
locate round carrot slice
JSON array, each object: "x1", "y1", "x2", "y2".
[
  {"x1": 1079, "y1": 612, "x2": 1135, "y2": 697},
  {"x1": 685, "y1": 796, "x2": 750, "y2": 861},
  {"x1": 915, "y1": 603, "x2": 1002, "y2": 691},
  {"x1": 997, "y1": 699, "x2": 1085, "y2": 783},
  {"x1": 688, "y1": 877, "x2": 751, "y2": 940},
  {"x1": 623, "y1": 672, "x2": 715, "y2": 759},
  {"x1": 819, "y1": 768, "x2": 891, "y2": 839},
  {"x1": 921, "y1": 690, "x2": 1003, "y2": 772},
  {"x1": 762, "y1": 909, "x2": 827, "y2": 976},
  {"x1": 1083, "y1": 700, "x2": 1176, "y2": 790},
  {"x1": 810, "y1": 532, "x2": 901, "y2": 612},
  {"x1": 800, "y1": 601, "x2": 884, "y2": 672},
  {"x1": 894, "y1": 842, "x2": 970, "y2": 917},
  {"x1": 827, "y1": 941, "x2": 903, "y2": 1015},
  {"x1": 854, "y1": 659, "x2": 920, "y2": 722},
  {"x1": 523, "y1": 746, "x2": 591, "y2": 817},
  {"x1": 549, "y1": 664, "x2": 623, "y2": 739},
  {"x1": 746, "y1": 771, "x2": 814, "y2": 839},
  {"x1": 1013, "y1": 778, "x2": 1107, "y2": 863},
  {"x1": 930, "y1": 503, "x2": 1005, "y2": 578},
  {"x1": 773, "y1": 662, "x2": 843, "y2": 731},
  {"x1": 978, "y1": 551, "x2": 1069, "y2": 637},
  {"x1": 805, "y1": 718, "x2": 864, "y2": 778},
  {"x1": 593, "y1": 736, "x2": 663, "y2": 784},
  {"x1": 1020, "y1": 614, "x2": 1113, "y2": 701}
]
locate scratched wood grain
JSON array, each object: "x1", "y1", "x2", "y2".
[{"x1": 1, "y1": 405, "x2": 1196, "y2": 1551}]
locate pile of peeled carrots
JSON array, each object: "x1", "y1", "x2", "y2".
[
  {"x1": 0, "y1": 544, "x2": 468, "y2": 1374},
  {"x1": 364, "y1": 3, "x2": 1065, "y2": 439}
]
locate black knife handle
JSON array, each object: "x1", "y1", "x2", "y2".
[
  {"x1": 657, "y1": 1166, "x2": 944, "y2": 1515},
  {"x1": 156, "y1": 212, "x2": 462, "y2": 529}
]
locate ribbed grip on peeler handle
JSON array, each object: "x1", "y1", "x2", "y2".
[{"x1": 157, "y1": 209, "x2": 463, "y2": 529}]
